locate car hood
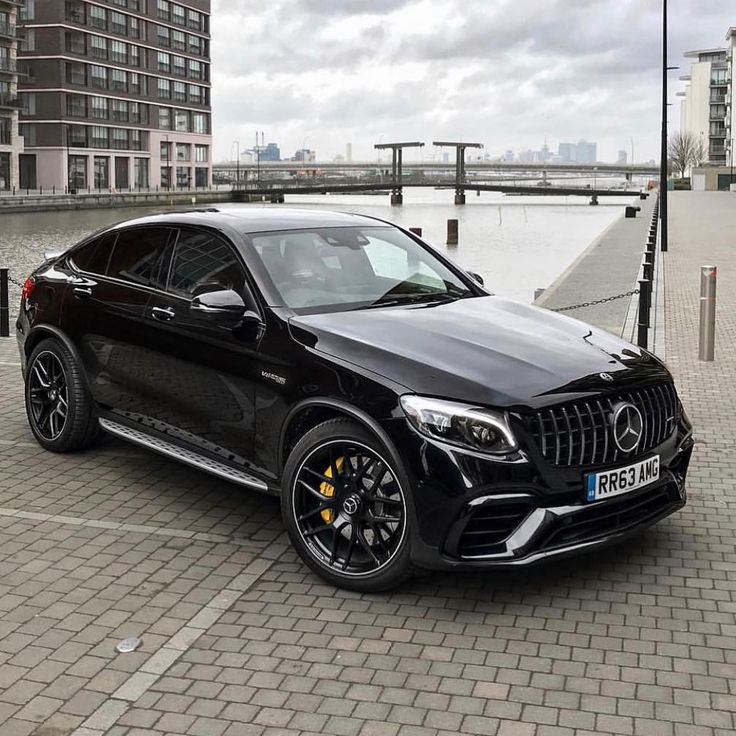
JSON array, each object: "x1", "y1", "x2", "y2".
[{"x1": 288, "y1": 296, "x2": 670, "y2": 409}]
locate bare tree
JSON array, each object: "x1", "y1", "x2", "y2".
[{"x1": 668, "y1": 131, "x2": 702, "y2": 178}]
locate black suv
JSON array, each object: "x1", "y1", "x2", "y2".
[{"x1": 16, "y1": 208, "x2": 693, "y2": 590}]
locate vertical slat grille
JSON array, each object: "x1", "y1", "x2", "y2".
[{"x1": 527, "y1": 382, "x2": 680, "y2": 467}]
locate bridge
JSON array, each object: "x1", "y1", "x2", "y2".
[{"x1": 220, "y1": 139, "x2": 656, "y2": 206}]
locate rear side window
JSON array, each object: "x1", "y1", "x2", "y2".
[
  {"x1": 168, "y1": 228, "x2": 246, "y2": 298},
  {"x1": 106, "y1": 227, "x2": 172, "y2": 289},
  {"x1": 70, "y1": 233, "x2": 117, "y2": 274}
]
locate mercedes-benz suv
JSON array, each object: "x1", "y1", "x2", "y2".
[{"x1": 15, "y1": 208, "x2": 693, "y2": 590}]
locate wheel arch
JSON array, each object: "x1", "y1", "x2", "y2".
[
  {"x1": 278, "y1": 398, "x2": 404, "y2": 475},
  {"x1": 24, "y1": 325, "x2": 92, "y2": 393}
]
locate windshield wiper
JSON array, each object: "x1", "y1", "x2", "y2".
[{"x1": 361, "y1": 292, "x2": 459, "y2": 309}]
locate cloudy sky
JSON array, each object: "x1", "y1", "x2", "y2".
[{"x1": 210, "y1": 0, "x2": 733, "y2": 163}]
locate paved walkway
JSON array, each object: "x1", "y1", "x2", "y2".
[
  {"x1": 535, "y1": 196, "x2": 653, "y2": 337},
  {"x1": 0, "y1": 191, "x2": 735, "y2": 735}
]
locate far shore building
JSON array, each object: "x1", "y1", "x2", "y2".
[
  {"x1": 17, "y1": 0, "x2": 212, "y2": 191},
  {"x1": 0, "y1": 0, "x2": 23, "y2": 191},
  {"x1": 680, "y1": 28, "x2": 736, "y2": 190}
]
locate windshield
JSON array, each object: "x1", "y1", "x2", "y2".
[{"x1": 246, "y1": 225, "x2": 475, "y2": 312}]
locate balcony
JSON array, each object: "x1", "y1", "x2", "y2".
[
  {"x1": 0, "y1": 20, "x2": 22, "y2": 39},
  {"x1": 0, "y1": 129, "x2": 10, "y2": 145},
  {"x1": 0, "y1": 58, "x2": 20, "y2": 76}
]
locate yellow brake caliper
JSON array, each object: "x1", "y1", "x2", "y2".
[{"x1": 319, "y1": 456, "x2": 344, "y2": 523}]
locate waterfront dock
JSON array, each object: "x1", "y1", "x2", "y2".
[
  {"x1": 534, "y1": 195, "x2": 655, "y2": 339},
  {"x1": 0, "y1": 192, "x2": 734, "y2": 734}
]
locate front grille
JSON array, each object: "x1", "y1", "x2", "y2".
[
  {"x1": 526, "y1": 382, "x2": 679, "y2": 467},
  {"x1": 540, "y1": 485, "x2": 678, "y2": 551},
  {"x1": 457, "y1": 500, "x2": 532, "y2": 558}
]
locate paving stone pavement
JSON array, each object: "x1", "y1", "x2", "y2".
[{"x1": 0, "y1": 191, "x2": 735, "y2": 735}]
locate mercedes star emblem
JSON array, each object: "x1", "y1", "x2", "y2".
[
  {"x1": 611, "y1": 402, "x2": 643, "y2": 453},
  {"x1": 343, "y1": 495, "x2": 360, "y2": 515},
  {"x1": 599, "y1": 373, "x2": 614, "y2": 382}
]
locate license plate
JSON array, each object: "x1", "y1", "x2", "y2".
[{"x1": 585, "y1": 456, "x2": 660, "y2": 502}]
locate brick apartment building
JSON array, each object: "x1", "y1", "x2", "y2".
[
  {"x1": 0, "y1": 0, "x2": 23, "y2": 191},
  {"x1": 17, "y1": 0, "x2": 212, "y2": 191}
]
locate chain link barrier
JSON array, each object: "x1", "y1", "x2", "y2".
[
  {"x1": 550, "y1": 289, "x2": 640, "y2": 313},
  {"x1": 6, "y1": 270, "x2": 25, "y2": 290}
]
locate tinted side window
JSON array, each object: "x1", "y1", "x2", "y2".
[
  {"x1": 70, "y1": 233, "x2": 117, "y2": 274},
  {"x1": 168, "y1": 228, "x2": 246, "y2": 298},
  {"x1": 106, "y1": 227, "x2": 172, "y2": 288}
]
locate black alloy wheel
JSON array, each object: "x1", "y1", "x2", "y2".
[
  {"x1": 25, "y1": 338, "x2": 102, "y2": 453},
  {"x1": 27, "y1": 350, "x2": 69, "y2": 441},
  {"x1": 282, "y1": 419, "x2": 412, "y2": 590}
]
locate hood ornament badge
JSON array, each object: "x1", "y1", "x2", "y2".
[{"x1": 599, "y1": 372, "x2": 614, "y2": 382}]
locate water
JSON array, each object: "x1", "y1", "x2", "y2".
[{"x1": 0, "y1": 187, "x2": 635, "y2": 305}]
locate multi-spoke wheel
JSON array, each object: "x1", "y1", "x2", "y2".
[
  {"x1": 28, "y1": 351, "x2": 69, "y2": 441},
  {"x1": 282, "y1": 419, "x2": 413, "y2": 590},
  {"x1": 25, "y1": 339, "x2": 102, "y2": 452}
]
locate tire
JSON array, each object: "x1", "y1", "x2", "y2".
[
  {"x1": 282, "y1": 418, "x2": 414, "y2": 592},
  {"x1": 25, "y1": 338, "x2": 102, "y2": 453}
]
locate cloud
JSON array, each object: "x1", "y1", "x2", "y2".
[{"x1": 210, "y1": 0, "x2": 735, "y2": 162}]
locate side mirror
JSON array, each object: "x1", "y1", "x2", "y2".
[
  {"x1": 467, "y1": 271, "x2": 484, "y2": 286},
  {"x1": 190, "y1": 289, "x2": 259, "y2": 326}
]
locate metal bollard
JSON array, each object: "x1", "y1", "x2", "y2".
[
  {"x1": 409, "y1": 227, "x2": 422, "y2": 237},
  {"x1": 0, "y1": 268, "x2": 9, "y2": 338},
  {"x1": 637, "y1": 278, "x2": 651, "y2": 348},
  {"x1": 643, "y1": 254, "x2": 654, "y2": 282},
  {"x1": 698, "y1": 265, "x2": 717, "y2": 361},
  {"x1": 646, "y1": 236, "x2": 656, "y2": 253},
  {"x1": 446, "y1": 219, "x2": 458, "y2": 245}
]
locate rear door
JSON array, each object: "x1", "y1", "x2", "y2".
[
  {"x1": 133, "y1": 226, "x2": 262, "y2": 462},
  {"x1": 62, "y1": 226, "x2": 174, "y2": 411}
]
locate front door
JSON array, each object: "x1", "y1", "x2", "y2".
[
  {"x1": 115, "y1": 157, "x2": 129, "y2": 190},
  {"x1": 136, "y1": 226, "x2": 260, "y2": 462}
]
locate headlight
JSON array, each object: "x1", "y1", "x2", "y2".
[{"x1": 400, "y1": 395, "x2": 517, "y2": 454}]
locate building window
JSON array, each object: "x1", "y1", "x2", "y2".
[
  {"x1": 112, "y1": 128, "x2": 129, "y2": 150},
  {"x1": 110, "y1": 40, "x2": 127, "y2": 64},
  {"x1": 192, "y1": 113, "x2": 208, "y2": 135},
  {"x1": 20, "y1": 0, "x2": 35, "y2": 22},
  {"x1": 173, "y1": 55, "x2": 186, "y2": 76},
  {"x1": 91, "y1": 126, "x2": 109, "y2": 148},
  {"x1": 194, "y1": 145, "x2": 208, "y2": 163},
  {"x1": 172, "y1": 30, "x2": 186, "y2": 51},
  {"x1": 66, "y1": 94, "x2": 86, "y2": 117},
  {"x1": 160, "y1": 165, "x2": 172, "y2": 188},
  {"x1": 158, "y1": 78, "x2": 171, "y2": 99},
  {"x1": 129, "y1": 73, "x2": 142, "y2": 95},
  {"x1": 194, "y1": 167, "x2": 208, "y2": 188},
  {"x1": 134, "y1": 158, "x2": 149, "y2": 188},
  {"x1": 130, "y1": 130, "x2": 144, "y2": 151},
  {"x1": 112, "y1": 99, "x2": 129, "y2": 123},
  {"x1": 111, "y1": 69, "x2": 127, "y2": 91},
  {"x1": 157, "y1": 0, "x2": 169, "y2": 20},
  {"x1": 21, "y1": 93, "x2": 37, "y2": 115},
  {"x1": 176, "y1": 166, "x2": 190, "y2": 188},
  {"x1": 89, "y1": 5, "x2": 107, "y2": 30},
  {"x1": 110, "y1": 11, "x2": 127, "y2": 35},
  {"x1": 188, "y1": 34, "x2": 202, "y2": 56},
  {"x1": 187, "y1": 10, "x2": 202, "y2": 31},
  {"x1": 188, "y1": 85, "x2": 202, "y2": 104},
  {"x1": 189, "y1": 59, "x2": 202, "y2": 80},
  {"x1": 130, "y1": 102, "x2": 143, "y2": 124},
  {"x1": 176, "y1": 143, "x2": 190, "y2": 161},
  {"x1": 65, "y1": 31, "x2": 86, "y2": 55},
  {"x1": 160, "y1": 141, "x2": 171, "y2": 162},
  {"x1": 174, "y1": 109, "x2": 189, "y2": 132},
  {"x1": 172, "y1": 4, "x2": 185, "y2": 25},
  {"x1": 65, "y1": 0, "x2": 85, "y2": 23},
  {"x1": 20, "y1": 123, "x2": 37, "y2": 146},
  {"x1": 89, "y1": 65, "x2": 108, "y2": 89},
  {"x1": 129, "y1": 17, "x2": 141, "y2": 39},
  {"x1": 157, "y1": 52, "x2": 171, "y2": 73},
  {"x1": 68, "y1": 155, "x2": 87, "y2": 190},
  {"x1": 157, "y1": 25, "x2": 170, "y2": 47},
  {"x1": 173, "y1": 81, "x2": 186, "y2": 101},
  {"x1": 158, "y1": 107, "x2": 171, "y2": 129},
  {"x1": 21, "y1": 29, "x2": 36, "y2": 52},
  {"x1": 94, "y1": 156, "x2": 109, "y2": 189},
  {"x1": 129, "y1": 44, "x2": 140, "y2": 67},
  {"x1": 68, "y1": 126, "x2": 87, "y2": 148},
  {"x1": 90, "y1": 96, "x2": 108, "y2": 119},
  {"x1": 66, "y1": 62, "x2": 86, "y2": 85},
  {"x1": 89, "y1": 35, "x2": 108, "y2": 60}
]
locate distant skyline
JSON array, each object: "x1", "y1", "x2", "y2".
[{"x1": 211, "y1": 0, "x2": 735, "y2": 163}]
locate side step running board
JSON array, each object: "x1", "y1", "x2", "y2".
[{"x1": 99, "y1": 418, "x2": 269, "y2": 491}]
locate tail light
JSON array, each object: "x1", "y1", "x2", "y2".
[{"x1": 21, "y1": 276, "x2": 36, "y2": 302}]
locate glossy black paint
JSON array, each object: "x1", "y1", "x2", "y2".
[{"x1": 15, "y1": 208, "x2": 693, "y2": 572}]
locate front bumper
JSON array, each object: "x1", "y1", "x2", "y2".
[{"x1": 386, "y1": 414, "x2": 693, "y2": 572}]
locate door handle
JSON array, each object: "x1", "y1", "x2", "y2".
[
  {"x1": 151, "y1": 305, "x2": 176, "y2": 322},
  {"x1": 73, "y1": 286, "x2": 92, "y2": 300}
]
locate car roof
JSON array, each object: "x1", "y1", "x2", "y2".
[{"x1": 104, "y1": 207, "x2": 390, "y2": 234}]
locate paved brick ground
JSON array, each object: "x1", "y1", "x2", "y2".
[{"x1": 0, "y1": 191, "x2": 735, "y2": 735}]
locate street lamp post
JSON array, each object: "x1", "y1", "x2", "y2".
[
  {"x1": 232, "y1": 139, "x2": 240, "y2": 189},
  {"x1": 660, "y1": 0, "x2": 668, "y2": 252}
]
